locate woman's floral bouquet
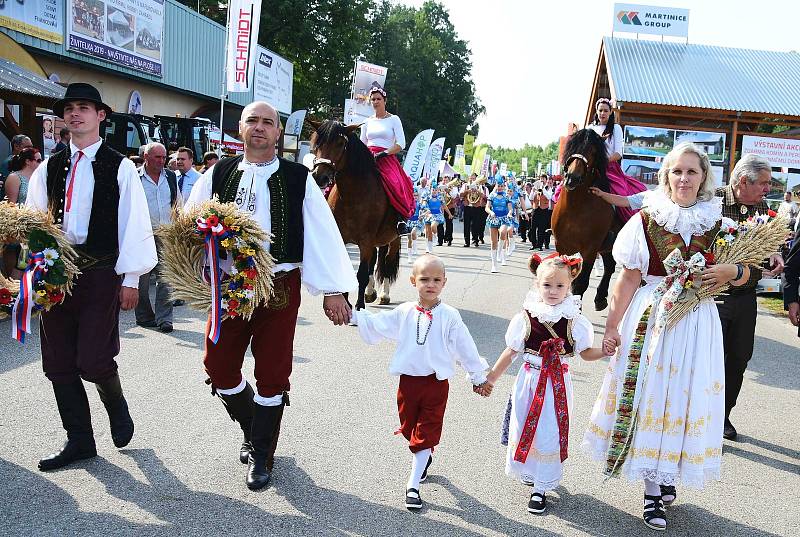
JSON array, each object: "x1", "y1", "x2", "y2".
[
  {"x1": 157, "y1": 200, "x2": 274, "y2": 343},
  {"x1": 665, "y1": 210, "x2": 789, "y2": 328}
]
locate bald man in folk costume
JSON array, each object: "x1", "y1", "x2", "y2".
[{"x1": 186, "y1": 101, "x2": 357, "y2": 490}]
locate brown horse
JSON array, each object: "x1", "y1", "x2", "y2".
[
  {"x1": 307, "y1": 119, "x2": 401, "y2": 310},
  {"x1": 551, "y1": 128, "x2": 619, "y2": 310}
]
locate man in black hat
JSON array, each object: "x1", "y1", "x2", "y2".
[{"x1": 25, "y1": 82, "x2": 157, "y2": 470}]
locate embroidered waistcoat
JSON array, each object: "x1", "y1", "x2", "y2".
[
  {"x1": 211, "y1": 155, "x2": 307, "y2": 264},
  {"x1": 46, "y1": 143, "x2": 122, "y2": 259},
  {"x1": 640, "y1": 210, "x2": 720, "y2": 277},
  {"x1": 523, "y1": 313, "x2": 574, "y2": 356}
]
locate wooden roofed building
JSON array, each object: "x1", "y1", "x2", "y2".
[{"x1": 586, "y1": 36, "x2": 800, "y2": 184}]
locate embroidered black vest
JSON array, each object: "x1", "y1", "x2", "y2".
[
  {"x1": 211, "y1": 155, "x2": 307, "y2": 264},
  {"x1": 46, "y1": 143, "x2": 123, "y2": 260},
  {"x1": 640, "y1": 210, "x2": 720, "y2": 277}
]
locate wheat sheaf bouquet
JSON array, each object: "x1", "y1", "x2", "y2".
[
  {"x1": 0, "y1": 204, "x2": 80, "y2": 342},
  {"x1": 664, "y1": 211, "x2": 789, "y2": 329},
  {"x1": 157, "y1": 200, "x2": 275, "y2": 342}
]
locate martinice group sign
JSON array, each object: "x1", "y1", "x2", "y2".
[
  {"x1": 613, "y1": 3, "x2": 689, "y2": 38},
  {"x1": 67, "y1": 0, "x2": 164, "y2": 76},
  {"x1": 0, "y1": 0, "x2": 63, "y2": 43},
  {"x1": 742, "y1": 135, "x2": 800, "y2": 169}
]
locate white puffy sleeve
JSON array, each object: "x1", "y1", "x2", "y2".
[
  {"x1": 25, "y1": 158, "x2": 48, "y2": 211},
  {"x1": 300, "y1": 173, "x2": 358, "y2": 295},
  {"x1": 571, "y1": 313, "x2": 596, "y2": 354},
  {"x1": 612, "y1": 211, "x2": 649, "y2": 273},
  {"x1": 612, "y1": 124, "x2": 624, "y2": 156},
  {"x1": 353, "y1": 305, "x2": 404, "y2": 345},
  {"x1": 447, "y1": 309, "x2": 489, "y2": 384},
  {"x1": 185, "y1": 166, "x2": 214, "y2": 208},
  {"x1": 392, "y1": 115, "x2": 406, "y2": 149},
  {"x1": 359, "y1": 120, "x2": 369, "y2": 146},
  {"x1": 116, "y1": 158, "x2": 157, "y2": 287},
  {"x1": 504, "y1": 312, "x2": 528, "y2": 353}
]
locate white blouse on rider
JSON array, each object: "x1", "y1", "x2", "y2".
[
  {"x1": 588, "y1": 123, "x2": 623, "y2": 158},
  {"x1": 360, "y1": 115, "x2": 406, "y2": 150}
]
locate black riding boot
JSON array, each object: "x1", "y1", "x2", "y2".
[
  {"x1": 96, "y1": 373, "x2": 135, "y2": 448},
  {"x1": 246, "y1": 398, "x2": 286, "y2": 491},
  {"x1": 39, "y1": 380, "x2": 97, "y2": 471},
  {"x1": 396, "y1": 221, "x2": 411, "y2": 236},
  {"x1": 218, "y1": 382, "x2": 255, "y2": 464}
]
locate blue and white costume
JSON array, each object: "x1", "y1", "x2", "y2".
[
  {"x1": 488, "y1": 191, "x2": 512, "y2": 229},
  {"x1": 407, "y1": 201, "x2": 425, "y2": 232},
  {"x1": 424, "y1": 195, "x2": 446, "y2": 225},
  {"x1": 508, "y1": 184, "x2": 521, "y2": 232}
]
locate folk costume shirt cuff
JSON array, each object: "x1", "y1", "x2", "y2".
[
  {"x1": 448, "y1": 313, "x2": 490, "y2": 379},
  {"x1": 116, "y1": 158, "x2": 158, "y2": 287},
  {"x1": 300, "y1": 173, "x2": 358, "y2": 295}
]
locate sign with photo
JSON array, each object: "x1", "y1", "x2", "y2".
[
  {"x1": 67, "y1": 0, "x2": 164, "y2": 76},
  {"x1": 0, "y1": 0, "x2": 63, "y2": 43},
  {"x1": 351, "y1": 61, "x2": 387, "y2": 123},
  {"x1": 253, "y1": 46, "x2": 293, "y2": 115},
  {"x1": 613, "y1": 3, "x2": 690, "y2": 38},
  {"x1": 675, "y1": 130, "x2": 726, "y2": 162},
  {"x1": 622, "y1": 158, "x2": 660, "y2": 186},
  {"x1": 741, "y1": 135, "x2": 800, "y2": 170},
  {"x1": 623, "y1": 126, "x2": 675, "y2": 157}
]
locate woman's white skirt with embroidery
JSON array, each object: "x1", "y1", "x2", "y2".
[{"x1": 581, "y1": 281, "x2": 725, "y2": 489}]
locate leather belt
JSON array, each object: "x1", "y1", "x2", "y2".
[{"x1": 73, "y1": 246, "x2": 118, "y2": 271}]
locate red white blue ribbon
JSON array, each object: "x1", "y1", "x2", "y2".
[
  {"x1": 197, "y1": 216, "x2": 230, "y2": 344},
  {"x1": 11, "y1": 251, "x2": 47, "y2": 343}
]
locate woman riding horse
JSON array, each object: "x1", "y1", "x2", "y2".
[{"x1": 309, "y1": 119, "x2": 402, "y2": 311}]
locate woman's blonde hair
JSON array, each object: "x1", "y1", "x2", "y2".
[{"x1": 657, "y1": 141, "x2": 716, "y2": 202}]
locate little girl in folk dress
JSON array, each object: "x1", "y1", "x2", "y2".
[{"x1": 483, "y1": 253, "x2": 607, "y2": 514}]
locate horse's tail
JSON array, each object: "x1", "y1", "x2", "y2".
[{"x1": 375, "y1": 242, "x2": 400, "y2": 284}]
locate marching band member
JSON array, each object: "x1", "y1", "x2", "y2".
[{"x1": 486, "y1": 177, "x2": 513, "y2": 273}]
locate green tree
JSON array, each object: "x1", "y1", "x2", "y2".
[
  {"x1": 482, "y1": 142, "x2": 560, "y2": 177},
  {"x1": 366, "y1": 1, "x2": 484, "y2": 152}
]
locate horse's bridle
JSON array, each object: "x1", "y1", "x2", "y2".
[
  {"x1": 311, "y1": 133, "x2": 349, "y2": 187},
  {"x1": 565, "y1": 153, "x2": 589, "y2": 168}
]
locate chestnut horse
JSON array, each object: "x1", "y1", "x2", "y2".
[
  {"x1": 307, "y1": 119, "x2": 401, "y2": 310},
  {"x1": 551, "y1": 128, "x2": 619, "y2": 310}
]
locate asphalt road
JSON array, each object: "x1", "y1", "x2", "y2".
[{"x1": 1, "y1": 232, "x2": 798, "y2": 536}]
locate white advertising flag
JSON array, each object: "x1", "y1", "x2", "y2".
[
  {"x1": 521, "y1": 157, "x2": 528, "y2": 174},
  {"x1": 480, "y1": 153, "x2": 490, "y2": 177},
  {"x1": 226, "y1": 0, "x2": 263, "y2": 93},
  {"x1": 422, "y1": 137, "x2": 446, "y2": 182},
  {"x1": 285, "y1": 110, "x2": 307, "y2": 137},
  {"x1": 403, "y1": 129, "x2": 435, "y2": 184}
]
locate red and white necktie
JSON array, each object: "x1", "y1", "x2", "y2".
[{"x1": 65, "y1": 150, "x2": 84, "y2": 212}]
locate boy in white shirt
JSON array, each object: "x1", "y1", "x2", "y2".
[{"x1": 353, "y1": 254, "x2": 489, "y2": 509}]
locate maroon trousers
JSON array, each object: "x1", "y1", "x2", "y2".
[
  {"x1": 203, "y1": 269, "x2": 301, "y2": 398},
  {"x1": 397, "y1": 374, "x2": 449, "y2": 453},
  {"x1": 40, "y1": 268, "x2": 122, "y2": 385}
]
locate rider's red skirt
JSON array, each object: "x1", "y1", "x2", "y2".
[{"x1": 370, "y1": 146, "x2": 415, "y2": 218}]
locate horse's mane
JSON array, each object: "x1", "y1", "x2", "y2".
[
  {"x1": 563, "y1": 129, "x2": 610, "y2": 191},
  {"x1": 312, "y1": 120, "x2": 380, "y2": 180}
]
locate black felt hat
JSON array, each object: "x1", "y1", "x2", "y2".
[{"x1": 53, "y1": 83, "x2": 113, "y2": 118}]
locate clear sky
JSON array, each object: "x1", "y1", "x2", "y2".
[{"x1": 398, "y1": 0, "x2": 800, "y2": 148}]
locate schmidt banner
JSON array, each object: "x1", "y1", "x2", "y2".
[
  {"x1": 67, "y1": 0, "x2": 165, "y2": 76},
  {"x1": 253, "y1": 46, "x2": 293, "y2": 115},
  {"x1": 227, "y1": 0, "x2": 263, "y2": 93},
  {"x1": 613, "y1": 3, "x2": 689, "y2": 38}
]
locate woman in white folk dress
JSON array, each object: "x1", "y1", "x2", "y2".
[{"x1": 582, "y1": 142, "x2": 751, "y2": 531}]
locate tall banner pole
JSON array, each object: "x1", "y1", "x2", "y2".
[{"x1": 218, "y1": 4, "x2": 232, "y2": 157}]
